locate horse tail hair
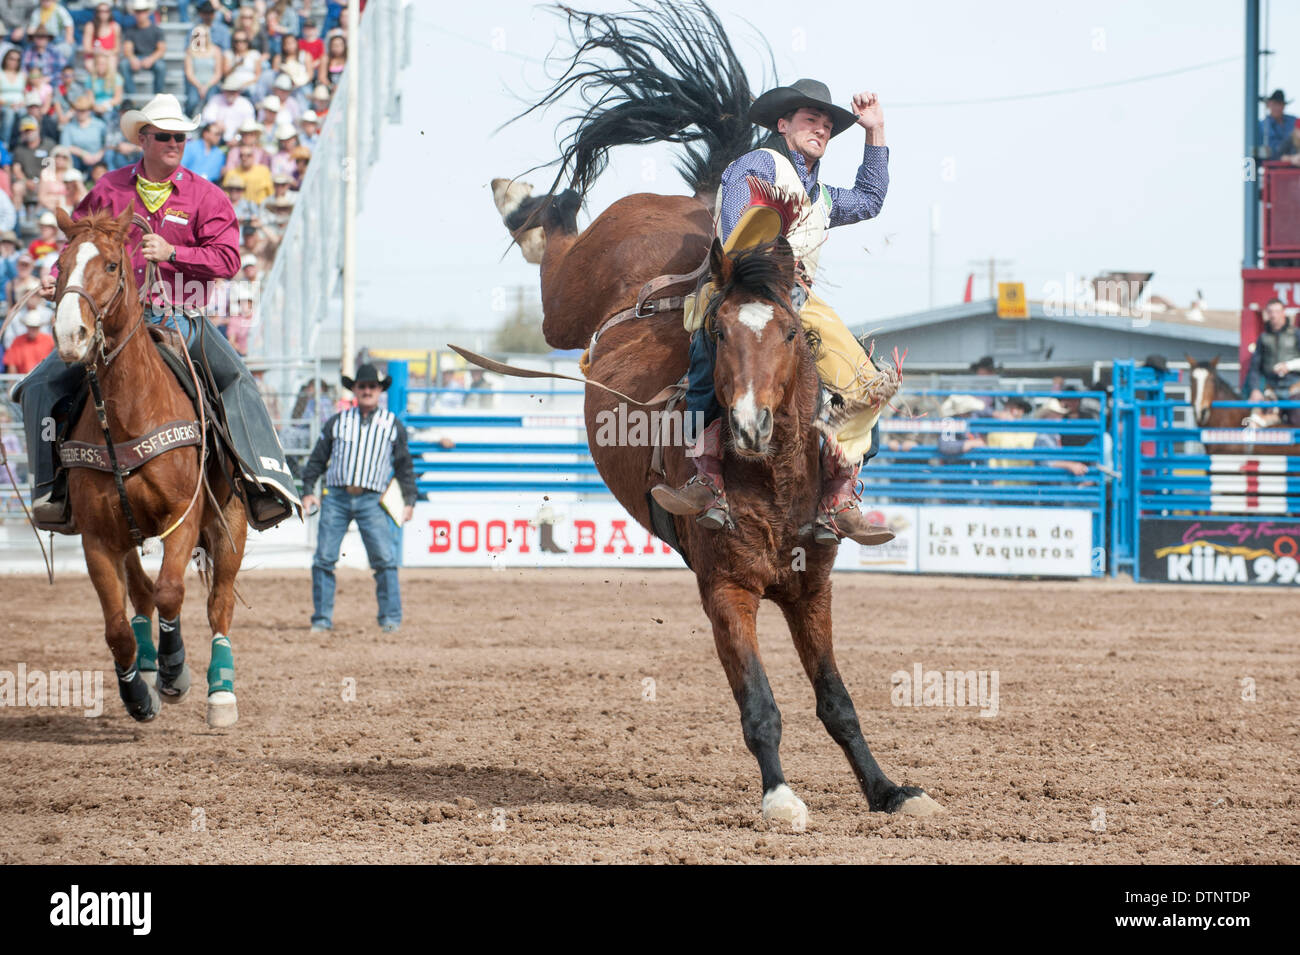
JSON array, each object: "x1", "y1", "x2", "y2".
[{"x1": 509, "y1": 0, "x2": 771, "y2": 200}]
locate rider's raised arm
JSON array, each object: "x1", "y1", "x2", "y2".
[
  {"x1": 716, "y1": 149, "x2": 777, "y2": 245},
  {"x1": 825, "y1": 141, "x2": 889, "y2": 228},
  {"x1": 174, "y1": 189, "x2": 241, "y2": 280}
]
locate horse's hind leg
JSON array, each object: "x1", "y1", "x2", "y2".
[
  {"x1": 701, "y1": 580, "x2": 805, "y2": 824},
  {"x1": 153, "y1": 521, "x2": 201, "y2": 706},
  {"x1": 84, "y1": 539, "x2": 160, "y2": 721},
  {"x1": 124, "y1": 549, "x2": 159, "y2": 686},
  {"x1": 203, "y1": 500, "x2": 246, "y2": 728},
  {"x1": 777, "y1": 587, "x2": 942, "y2": 816}
]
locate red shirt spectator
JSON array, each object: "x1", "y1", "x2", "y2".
[{"x1": 4, "y1": 320, "x2": 55, "y2": 374}]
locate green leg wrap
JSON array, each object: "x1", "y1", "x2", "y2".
[
  {"x1": 132, "y1": 615, "x2": 158, "y2": 674},
  {"x1": 207, "y1": 633, "x2": 235, "y2": 695}
]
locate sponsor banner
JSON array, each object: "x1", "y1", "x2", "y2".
[
  {"x1": 915, "y1": 506, "x2": 1093, "y2": 576},
  {"x1": 834, "y1": 505, "x2": 919, "y2": 572},
  {"x1": 1138, "y1": 518, "x2": 1300, "y2": 585},
  {"x1": 405, "y1": 499, "x2": 683, "y2": 568},
  {"x1": 1200, "y1": 428, "x2": 1295, "y2": 445}
]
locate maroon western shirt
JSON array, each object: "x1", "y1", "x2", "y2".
[{"x1": 72, "y1": 161, "x2": 242, "y2": 309}]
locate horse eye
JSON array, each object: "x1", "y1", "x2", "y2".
[
  {"x1": 105, "y1": 261, "x2": 118, "y2": 272},
  {"x1": 785, "y1": 327, "x2": 797, "y2": 343}
]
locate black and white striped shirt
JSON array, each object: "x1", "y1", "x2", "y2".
[{"x1": 300, "y1": 406, "x2": 418, "y2": 502}]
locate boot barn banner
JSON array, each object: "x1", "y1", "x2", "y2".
[{"x1": 403, "y1": 500, "x2": 1093, "y2": 577}]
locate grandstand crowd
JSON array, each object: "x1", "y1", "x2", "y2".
[{"x1": 0, "y1": 0, "x2": 356, "y2": 372}]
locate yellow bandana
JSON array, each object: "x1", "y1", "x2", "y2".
[{"x1": 135, "y1": 175, "x2": 174, "y2": 214}]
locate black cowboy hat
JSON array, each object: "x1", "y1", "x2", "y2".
[
  {"x1": 969, "y1": 355, "x2": 998, "y2": 372},
  {"x1": 1264, "y1": 89, "x2": 1291, "y2": 105},
  {"x1": 748, "y1": 79, "x2": 859, "y2": 139},
  {"x1": 341, "y1": 362, "x2": 391, "y2": 392}
]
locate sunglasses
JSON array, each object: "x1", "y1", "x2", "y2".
[
  {"x1": 147, "y1": 131, "x2": 186, "y2": 143},
  {"x1": 354, "y1": 383, "x2": 381, "y2": 391}
]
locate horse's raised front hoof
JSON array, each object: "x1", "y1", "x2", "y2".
[
  {"x1": 880, "y1": 786, "x2": 943, "y2": 816},
  {"x1": 761, "y1": 784, "x2": 808, "y2": 827},
  {"x1": 159, "y1": 663, "x2": 191, "y2": 703},
  {"x1": 206, "y1": 691, "x2": 238, "y2": 728}
]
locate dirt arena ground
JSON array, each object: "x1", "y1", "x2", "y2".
[{"x1": 0, "y1": 568, "x2": 1295, "y2": 864}]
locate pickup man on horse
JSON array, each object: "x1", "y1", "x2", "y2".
[
  {"x1": 13, "y1": 92, "x2": 299, "y2": 532},
  {"x1": 651, "y1": 79, "x2": 895, "y2": 546}
]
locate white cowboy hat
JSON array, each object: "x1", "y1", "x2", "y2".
[
  {"x1": 22, "y1": 308, "x2": 48, "y2": 329},
  {"x1": 220, "y1": 70, "x2": 255, "y2": 93},
  {"x1": 300, "y1": 109, "x2": 320, "y2": 124},
  {"x1": 119, "y1": 93, "x2": 197, "y2": 142},
  {"x1": 37, "y1": 211, "x2": 57, "y2": 227},
  {"x1": 1034, "y1": 397, "x2": 1071, "y2": 417},
  {"x1": 260, "y1": 95, "x2": 281, "y2": 111},
  {"x1": 280, "y1": 61, "x2": 311, "y2": 88},
  {"x1": 273, "y1": 121, "x2": 297, "y2": 141},
  {"x1": 272, "y1": 73, "x2": 294, "y2": 92},
  {"x1": 237, "y1": 118, "x2": 263, "y2": 134},
  {"x1": 939, "y1": 394, "x2": 985, "y2": 418}
]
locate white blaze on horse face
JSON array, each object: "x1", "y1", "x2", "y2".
[
  {"x1": 736, "y1": 302, "x2": 775, "y2": 341},
  {"x1": 1191, "y1": 367, "x2": 1208, "y2": 418},
  {"x1": 54, "y1": 240, "x2": 101, "y2": 361}
]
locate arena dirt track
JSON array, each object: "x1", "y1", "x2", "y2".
[{"x1": 1, "y1": 568, "x2": 1295, "y2": 863}]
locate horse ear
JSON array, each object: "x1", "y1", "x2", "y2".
[
  {"x1": 113, "y1": 205, "x2": 134, "y2": 240},
  {"x1": 54, "y1": 206, "x2": 75, "y2": 238},
  {"x1": 1210, "y1": 355, "x2": 1220, "y2": 368},
  {"x1": 708, "y1": 236, "x2": 728, "y2": 286},
  {"x1": 773, "y1": 234, "x2": 796, "y2": 287},
  {"x1": 1184, "y1": 352, "x2": 1196, "y2": 367}
]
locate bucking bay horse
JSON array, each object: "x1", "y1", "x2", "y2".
[
  {"x1": 490, "y1": 1, "x2": 939, "y2": 821},
  {"x1": 51, "y1": 206, "x2": 246, "y2": 728}
]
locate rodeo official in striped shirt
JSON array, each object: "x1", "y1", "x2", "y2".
[{"x1": 300, "y1": 363, "x2": 417, "y2": 633}]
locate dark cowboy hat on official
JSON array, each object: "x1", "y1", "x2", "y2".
[
  {"x1": 748, "y1": 78, "x2": 859, "y2": 139},
  {"x1": 1264, "y1": 89, "x2": 1291, "y2": 105},
  {"x1": 969, "y1": 355, "x2": 998, "y2": 372},
  {"x1": 342, "y1": 363, "x2": 392, "y2": 391}
]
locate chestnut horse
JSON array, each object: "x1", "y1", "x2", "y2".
[
  {"x1": 495, "y1": 1, "x2": 939, "y2": 821},
  {"x1": 1188, "y1": 356, "x2": 1300, "y2": 456},
  {"x1": 51, "y1": 206, "x2": 246, "y2": 728}
]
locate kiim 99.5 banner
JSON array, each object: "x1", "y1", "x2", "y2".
[{"x1": 1139, "y1": 519, "x2": 1300, "y2": 585}]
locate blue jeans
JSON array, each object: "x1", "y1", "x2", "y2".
[
  {"x1": 121, "y1": 58, "x2": 168, "y2": 96},
  {"x1": 311, "y1": 488, "x2": 401, "y2": 628}
]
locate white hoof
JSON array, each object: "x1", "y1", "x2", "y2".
[
  {"x1": 140, "y1": 670, "x2": 157, "y2": 688},
  {"x1": 206, "y1": 690, "x2": 238, "y2": 728},
  {"x1": 761, "y1": 784, "x2": 808, "y2": 827},
  {"x1": 896, "y1": 792, "x2": 943, "y2": 817}
]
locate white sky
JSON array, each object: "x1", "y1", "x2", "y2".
[{"x1": 353, "y1": 0, "x2": 1300, "y2": 332}]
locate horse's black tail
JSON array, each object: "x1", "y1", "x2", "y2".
[{"x1": 511, "y1": 0, "x2": 771, "y2": 200}]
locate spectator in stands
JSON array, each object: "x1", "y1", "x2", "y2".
[
  {"x1": 37, "y1": 144, "x2": 73, "y2": 209},
  {"x1": 88, "y1": 159, "x2": 108, "y2": 183},
  {"x1": 82, "y1": 2, "x2": 122, "y2": 73},
  {"x1": 1261, "y1": 90, "x2": 1297, "y2": 161},
  {"x1": 51, "y1": 63, "x2": 87, "y2": 119},
  {"x1": 21, "y1": 25, "x2": 68, "y2": 83},
  {"x1": 0, "y1": 190, "x2": 14, "y2": 235},
  {"x1": 1058, "y1": 385, "x2": 1098, "y2": 449},
  {"x1": 1031, "y1": 399, "x2": 1089, "y2": 476},
  {"x1": 239, "y1": 250, "x2": 261, "y2": 291},
  {"x1": 201, "y1": 72, "x2": 255, "y2": 143},
  {"x1": 184, "y1": 24, "x2": 225, "y2": 115},
  {"x1": 225, "y1": 143, "x2": 271, "y2": 203},
  {"x1": 61, "y1": 165, "x2": 85, "y2": 212},
  {"x1": 0, "y1": 49, "x2": 24, "y2": 146},
  {"x1": 299, "y1": 18, "x2": 323, "y2": 72},
  {"x1": 268, "y1": 73, "x2": 302, "y2": 124},
  {"x1": 100, "y1": 118, "x2": 141, "y2": 171},
  {"x1": 4, "y1": 308, "x2": 54, "y2": 374},
  {"x1": 936, "y1": 393, "x2": 986, "y2": 459},
  {"x1": 224, "y1": 174, "x2": 261, "y2": 244},
  {"x1": 1245, "y1": 298, "x2": 1300, "y2": 425},
  {"x1": 270, "y1": 120, "x2": 299, "y2": 178},
  {"x1": 60, "y1": 94, "x2": 106, "y2": 172},
  {"x1": 233, "y1": 5, "x2": 268, "y2": 55},
  {"x1": 290, "y1": 143, "x2": 310, "y2": 188},
  {"x1": 224, "y1": 284, "x2": 254, "y2": 355},
  {"x1": 275, "y1": 35, "x2": 311, "y2": 91},
  {"x1": 297, "y1": 108, "x2": 319, "y2": 148},
  {"x1": 14, "y1": 88, "x2": 60, "y2": 148},
  {"x1": 300, "y1": 363, "x2": 416, "y2": 634},
  {"x1": 182, "y1": 120, "x2": 225, "y2": 181},
  {"x1": 24, "y1": 67, "x2": 52, "y2": 113},
  {"x1": 225, "y1": 30, "x2": 263, "y2": 85},
  {"x1": 282, "y1": 377, "x2": 338, "y2": 478},
  {"x1": 6, "y1": 251, "x2": 39, "y2": 311},
  {"x1": 195, "y1": 2, "x2": 232, "y2": 52},
  {"x1": 309, "y1": 83, "x2": 330, "y2": 123},
  {"x1": 0, "y1": 231, "x2": 19, "y2": 301},
  {"x1": 985, "y1": 396, "x2": 1036, "y2": 475},
  {"x1": 256, "y1": 93, "x2": 280, "y2": 129},
  {"x1": 222, "y1": 118, "x2": 267, "y2": 173},
  {"x1": 27, "y1": 209, "x2": 61, "y2": 259},
  {"x1": 25, "y1": 1, "x2": 76, "y2": 59},
  {"x1": 120, "y1": 0, "x2": 166, "y2": 98},
  {"x1": 319, "y1": 30, "x2": 346, "y2": 92},
  {"x1": 87, "y1": 49, "x2": 122, "y2": 116},
  {"x1": 9, "y1": 116, "x2": 56, "y2": 207},
  {"x1": 267, "y1": 1, "x2": 301, "y2": 57}
]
